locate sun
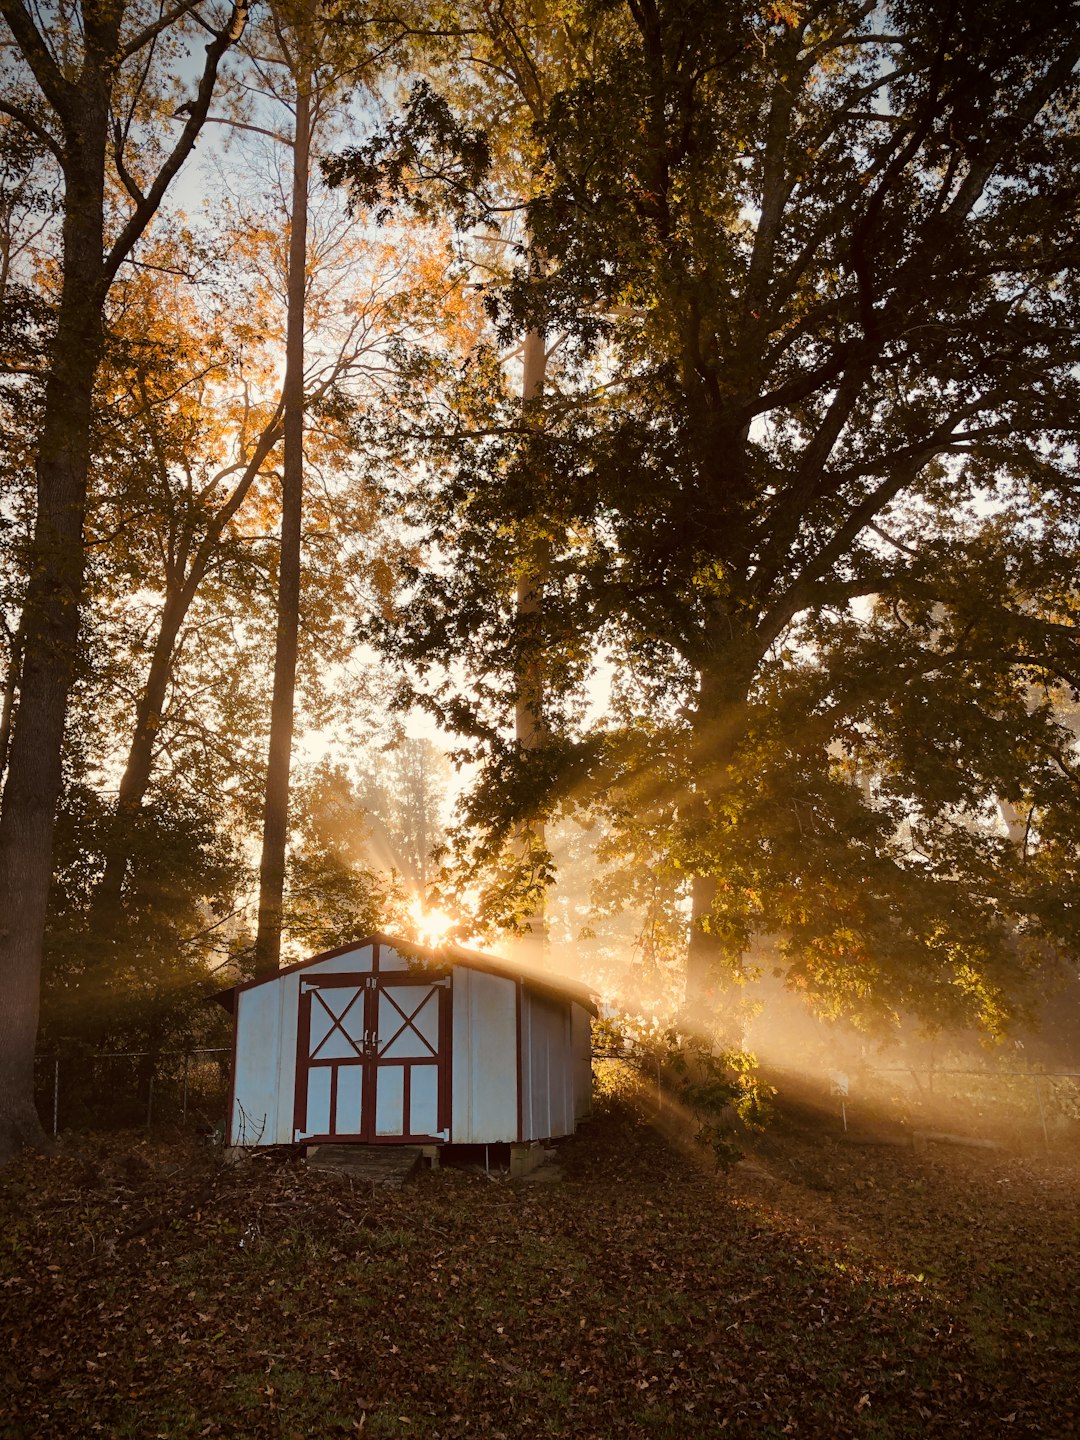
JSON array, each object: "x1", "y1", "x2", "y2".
[{"x1": 409, "y1": 898, "x2": 456, "y2": 948}]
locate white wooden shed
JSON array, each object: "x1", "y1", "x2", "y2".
[{"x1": 218, "y1": 933, "x2": 595, "y2": 1149}]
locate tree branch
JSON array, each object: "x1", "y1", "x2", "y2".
[
  {"x1": 0, "y1": 97, "x2": 62, "y2": 160},
  {"x1": 755, "y1": 463, "x2": 921, "y2": 653},
  {"x1": 748, "y1": 368, "x2": 866, "y2": 601},
  {"x1": 103, "y1": 1, "x2": 250, "y2": 284},
  {"x1": 0, "y1": 0, "x2": 71, "y2": 117},
  {"x1": 112, "y1": 117, "x2": 146, "y2": 204},
  {"x1": 120, "y1": 0, "x2": 203, "y2": 62},
  {"x1": 200, "y1": 113, "x2": 293, "y2": 147}
]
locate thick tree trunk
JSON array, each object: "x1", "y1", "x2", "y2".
[
  {"x1": 515, "y1": 325, "x2": 548, "y2": 967},
  {"x1": 686, "y1": 873, "x2": 723, "y2": 1003},
  {"x1": 0, "y1": 0, "x2": 246, "y2": 1163},
  {"x1": 253, "y1": 76, "x2": 310, "y2": 978},
  {"x1": 0, "y1": 124, "x2": 108, "y2": 1159},
  {"x1": 683, "y1": 632, "x2": 757, "y2": 1008}
]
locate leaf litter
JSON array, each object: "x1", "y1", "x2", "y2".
[{"x1": 0, "y1": 1092, "x2": 1076, "y2": 1439}]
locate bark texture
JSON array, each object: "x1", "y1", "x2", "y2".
[
  {"x1": 684, "y1": 632, "x2": 758, "y2": 1006},
  {"x1": 254, "y1": 72, "x2": 311, "y2": 978}
]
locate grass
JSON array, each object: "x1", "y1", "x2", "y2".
[{"x1": 0, "y1": 1085, "x2": 1077, "y2": 1438}]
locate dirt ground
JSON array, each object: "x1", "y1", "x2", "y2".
[{"x1": 1, "y1": 1085, "x2": 1077, "y2": 1439}]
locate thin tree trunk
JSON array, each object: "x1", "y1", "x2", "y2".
[
  {"x1": 0, "y1": 611, "x2": 24, "y2": 783},
  {"x1": 515, "y1": 324, "x2": 548, "y2": 966},
  {"x1": 93, "y1": 415, "x2": 284, "y2": 918},
  {"x1": 94, "y1": 590, "x2": 189, "y2": 913},
  {"x1": 253, "y1": 74, "x2": 310, "y2": 978},
  {"x1": 998, "y1": 797, "x2": 1029, "y2": 849}
]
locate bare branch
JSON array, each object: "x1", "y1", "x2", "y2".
[
  {"x1": 199, "y1": 113, "x2": 293, "y2": 147},
  {"x1": 112, "y1": 117, "x2": 146, "y2": 204}
]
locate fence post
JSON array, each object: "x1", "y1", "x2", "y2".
[
  {"x1": 52, "y1": 1058, "x2": 59, "y2": 1138},
  {"x1": 1034, "y1": 1076, "x2": 1049, "y2": 1153}
]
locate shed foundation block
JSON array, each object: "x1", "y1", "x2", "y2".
[{"x1": 510, "y1": 1142, "x2": 550, "y2": 1178}]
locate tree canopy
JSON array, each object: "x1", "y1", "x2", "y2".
[
  {"x1": 330, "y1": 0, "x2": 1080, "y2": 1033},
  {"x1": 1, "y1": 0, "x2": 1079, "y2": 1158}
]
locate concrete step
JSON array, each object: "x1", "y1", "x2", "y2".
[{"x1": 306, "y1": 1143, "x2": 424, "y2": 1188}]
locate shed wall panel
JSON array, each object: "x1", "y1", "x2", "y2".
[
  {"x1": 231, "y1": 983, "x2": 281, "y2": 1145},
  {"x1": 272, "y1": 975, "x2": 300, "y2": 1143},
  {"x1": 231, "y1": 975, "x2": 300, "y2": 1146},
  {"x1": 450, "y1": 968, "x2": 518, "y2": 1143},
  {"x1": 557, "y1": 999, "x2": 574, "y2": 1136},
  {"x1": 521, "y1": 992, "x2": 575, "y2": 1141}
]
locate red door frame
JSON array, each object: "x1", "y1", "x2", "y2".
[{"x1": 293, "y1": 970, "x2": 452, "y2": 1144}]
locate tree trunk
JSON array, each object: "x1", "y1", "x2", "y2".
[
  {"x1": 0, "y1": 116, "x2": 108, "y2": 1159},
  {"x1": 683, "y1": 632, "x2": 757, "y2": 1008},
  {"x1": 0, "y1": 610, "x2": 24, "y2": 784},
  {"x1": 91, "y1": 404, "x2": 284, "y2": 922},
  {"x1": 0, "y1": 0, "x2": 246, "y2": 1163},
  {"x1": 515, "y1": 324, "x2": 548, "y2": 967},
  {"x1": 253, "y1": 74, "x2": 310, "y2": 978},
  {"x1": 686, "y1": 873, "x2": 723, "y2": 1003},
  {"x1": 998, "y1": 797, "x2": 1029, "y2": 849},
  {"x1": 94, "y1": 590, "x2": 190, "y2": 915}
]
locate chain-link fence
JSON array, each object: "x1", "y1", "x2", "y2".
[
  {"x1": 597, "y1": 1045, "x2": 1080, "y2": 1154},
  {"x1": 863, "y1": 1066, "x2": 1080, "y2": 1149},
  {"x1": 33, "y1": 1048, "x2": 230, "y2": 1136},
  {"x1": 807, "y1": 1064, "x2": 1080, "y2": 1152}
]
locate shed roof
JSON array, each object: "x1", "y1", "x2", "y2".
[{"x1": 214, "y1": 931, "x2": 598, "y2": 1016}]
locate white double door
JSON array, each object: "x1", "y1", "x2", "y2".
[{"x1": 295, "y1": 973, "x2": 447, "y2": 1143}]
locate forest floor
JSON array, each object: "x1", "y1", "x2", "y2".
[{"x1": 1, "y1": 1082, "x2": 1077, "y2": 1440}]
